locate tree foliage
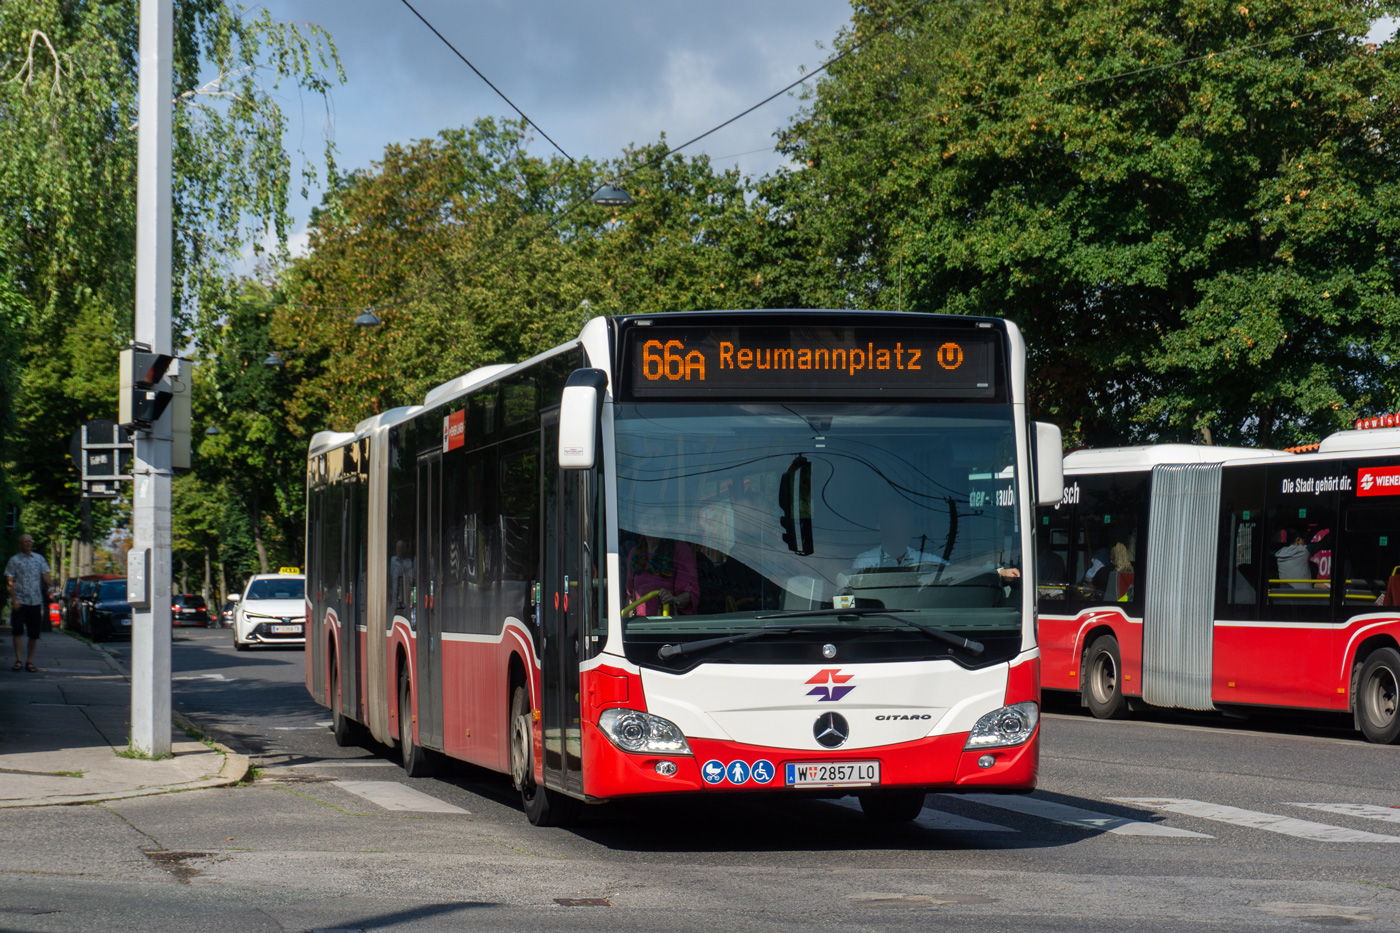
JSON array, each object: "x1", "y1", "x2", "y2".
[
  {"x1": 275, "y1": 119, "x2": 766, "y2": 432},
  {"x1": 0, "y1": 1, "x2": 340, "y2": 560},
  {"x1": 776, "y1": 0, "x2": 1400, "y2": 447}
]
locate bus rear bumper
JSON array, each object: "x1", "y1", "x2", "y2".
[{"x1": 580, "y1": 724, "x2": 1038, "y2": 800}]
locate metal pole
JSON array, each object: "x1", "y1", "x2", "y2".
[{"x1": 131, "y1": 0, "x2": 173, "y2": 757}]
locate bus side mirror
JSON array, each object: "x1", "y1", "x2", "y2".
[
  {"x1": 559, "y1": 368, "x2": 609, "y2": 470},
  {"x1": 1034, "y1": 421, "x2": 1064, "y2": 508}
]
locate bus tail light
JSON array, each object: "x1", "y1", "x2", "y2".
[
  {"x1": 598, "y1": 708, "x2": 692, "y2": 755},
  {"x1": 964, "y1": 702, "x2": 1038, "y2": 750}
]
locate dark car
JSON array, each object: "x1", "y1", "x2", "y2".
[
  {"x1": 65, "y1": 574, "x2": 123, "y2": 632},
  {"x1": 218, "y1": 598, "x2": 237, "y2": 628},
  {"x1": 171, "y1": 594, "x2": 210, "y2": 627},
  {"x1": 76, "y1": 578, "x2": 133, "y2": 642}
]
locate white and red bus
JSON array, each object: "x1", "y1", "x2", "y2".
[
  {"x1": 305, "y1": 310, "x2": 1063, "y2": 825},
  {"x1": 1037, "y1": 425, "x2": 1400, "y2": 744}
]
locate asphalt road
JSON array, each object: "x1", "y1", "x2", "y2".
[{"x1": 2, "y1": 627, "x2": 1397, "y2": 932}]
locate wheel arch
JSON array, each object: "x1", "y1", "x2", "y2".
[
  {"x1": 1349, "y1": 634, "x2": 1400, "y2": 715},
  {"x1": 1076, "y1": 623, "x2": 1120, "y2": 696}
]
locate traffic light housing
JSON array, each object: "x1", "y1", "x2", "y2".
[{"x1": 119, "y1": 348, "x2": 175, "y2": 429}]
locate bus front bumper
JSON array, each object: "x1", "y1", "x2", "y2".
[{"x1": 579, "y1": 722, "x2": 1038, "y2": 800}]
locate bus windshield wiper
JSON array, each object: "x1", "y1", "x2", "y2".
[
  {"x1": 756, "y1": 608, "x2": 985, "y2": 655},
  {"x1": 656, "y1": 624, "x2": 852, "y2": 659}
]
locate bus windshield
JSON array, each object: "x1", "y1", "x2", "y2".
[{"x1": 615, "y1": 403, "x2": 1023, "y2": 667}]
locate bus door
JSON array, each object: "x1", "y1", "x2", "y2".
[
  {"x1": 416, "y1": 452, "x2": 444, "y2": 748},
  {"x1": 540, "y1": 414, "x2": 584, "y2": 796},
  {"x1": 340, "y1": 479, "x2": 361, "y2": 720}
]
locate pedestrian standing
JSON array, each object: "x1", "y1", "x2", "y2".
[{"x1": 6, "y1": 534, "x2": 52, "y2": 672}]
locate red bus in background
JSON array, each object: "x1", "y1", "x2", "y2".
[
  {"x1": 304, "y1": 310, "x2": 1063, "y2": 826},
  {"x1": 1037, "y1": 426, "x2": 1400, "y2": 744}
]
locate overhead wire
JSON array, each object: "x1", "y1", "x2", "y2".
[{"x1": 397, "y1": 0, "x2": 575, "y2": 164}]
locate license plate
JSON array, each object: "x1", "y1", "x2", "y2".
[
  {"x1": 271, "y1": 624, "x2": 303, "y2": 634},
  {"x1": 785, "y1": 760, "x2": 880, "y2": 787},
  {"x1": 118, "y1": 618, "x2": 131, "y2": 628}
]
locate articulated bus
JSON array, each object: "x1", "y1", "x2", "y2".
[
  {"x1": 305, "y1": 310, "x2": 1063, "y2": 825},
  {"x1": 1037, "y1": 425, "x2": 1400, "y2": 744}
]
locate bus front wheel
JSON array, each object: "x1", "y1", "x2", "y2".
[
  {"x1": 1083, "y1": 635, "x2": 1129, "y2": 720},
  {"x1": 1356, "y1": 648, "x2": 1400, "y2": 745},
  {"x1": 509, "y1": 685, "x2": 579, "y2": 827}
]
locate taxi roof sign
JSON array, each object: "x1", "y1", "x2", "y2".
[{"x1": 278, "y1": 566, "x2": 302, "y2": 574}]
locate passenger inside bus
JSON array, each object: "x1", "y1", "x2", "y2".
[
  {"x1": 694, "y1": 498, "x2": 763, "y2": 615},
  {"x1": 1275, "y1": 529, "x2": 1327, "y2": 589},
  {"x1": 851, "y1": 501, "x2": 946, "y2": 572},
  {"x1": 624, "y1": 532, "x2": 698, "y2": 618}
]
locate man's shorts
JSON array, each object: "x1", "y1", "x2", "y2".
[{"x1": 11, "y1": 603, "x2": 43, "y2": 640}]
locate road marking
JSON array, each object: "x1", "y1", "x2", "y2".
[
  {"x1": 291, "y1": 759, "x2": 399, "y2": 768},
  {"x1": 1289, "y1": 803, "x2": 1400, "y2": 826},
  {"x1": 40, "y1": 667, "x2": 104, "y2": 674},
  {"x1": 333, "y1": 780, "x2": 469, "y2": 814},
  {"x1": 274, "y1": 726, "x2": 326, "y2": 731},
  {"x1": 173, "y1": 673, "x2": 230, "y2": 682},
  {"x1": 1116, "y1": 798, "x2": 1400, "y2": 843},
  {"x1": 832, "y1": 797, "x2": 1017, "y2": 833},
  {"x1": 964, "y1": 794, "x2": 1212, "y2": 837},
  {"x1": 316, "y1": 720, "x2": 333, "y2": 727}
]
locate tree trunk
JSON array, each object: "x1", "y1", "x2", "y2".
[
  {"x1": 251, "y1": 489, "x2": 270, "y2": 574},
  {"x1": 218, "y1": 560, "x2": 228, "y2": 604},
  {"x1": 203, "y1": 546, "x2": 213, "y2": 603}
]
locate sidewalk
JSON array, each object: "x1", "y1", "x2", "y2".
[{"x1": 0, "y1": 627, "x2": 251, "y2": 808}]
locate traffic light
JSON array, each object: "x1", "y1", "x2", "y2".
[{"x1": 119, "y1": 348, "x2": 175, "y2": 429}]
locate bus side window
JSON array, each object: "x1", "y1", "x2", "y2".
[
  {"x1": 1339, "y1": 507, "x2": 1400, "y2": 616},
  {"x1": 1217, "y1": 466, "x2": 1264, "y2": 620}
]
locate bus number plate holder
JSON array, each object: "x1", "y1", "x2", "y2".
[{"x1": 785, "y1": 761, "x2": 880, "y2": 787}]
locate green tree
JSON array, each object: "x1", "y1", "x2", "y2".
[
  {"x1": 0, "y1": 1, "x2": 341, "y2": 554},
  {"x1": 776, "y1": 0, "x2": 1400, "y2": 447},
  {"x1": 276, "y1": 120, "x2": 767, "y2": 432}
]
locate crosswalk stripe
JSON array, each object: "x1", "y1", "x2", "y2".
[
  {"x1": 1115, "y1": 798, "x2": 1400, "y2": 843},
  {"x1": 1289, "y1": 803, "x2": 1400, "y2": 825},
  {"x1": 832, "y1": 797, "x2": 1017, "y2": 832},
  {"x1": 962, "y1": 794, "x2": 1212, "y2": 837},
  {"x1": 333, "y1": 780, "x2": 470, "y2": 814}
]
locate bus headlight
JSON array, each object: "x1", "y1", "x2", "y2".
[
  {"x1": 598, "y1": 708, "x2": 692, "y2": 755},
  {"x1": 964, "y1": 701, "x2": 1038, "y2": 749}
]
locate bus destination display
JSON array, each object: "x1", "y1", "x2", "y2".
[{"x1": 623, "y1": 326, "x2": 999, "y2": 399}]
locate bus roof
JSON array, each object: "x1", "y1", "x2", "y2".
[
  {"x1": 1064, "y1": 443, "x2": 1291, "y2": 473},
  {"x1": 1318, "y1": 426, "x2": 1400, "y2": 454}
]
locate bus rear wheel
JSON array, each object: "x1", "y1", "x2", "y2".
[
  {"x1": 1357, "y1": 648, "x2": 1400, "y2": 745},
  {"x1": 509, "y1": 685, "x2": 579, "y2": 827},
  {"x1": 398, "y1": 672, "x2": 434, "y2": 777},
  {"x1": 1083, "y1": 635, "x2": 1129, "y2": 720},
  {"x1": 857, "y1": 789, "x2": 926, "y2": 823},
  {"x1": 331, "y1": 658, "x2": 363, "y2": 748}
]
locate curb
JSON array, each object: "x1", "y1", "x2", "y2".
[{"x1": 0, "y1": 632, "x2": 259, "y2": 807}]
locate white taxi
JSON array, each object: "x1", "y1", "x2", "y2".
[{"x1": 233, "y1": 570, "x2": 306, "y2": 650}]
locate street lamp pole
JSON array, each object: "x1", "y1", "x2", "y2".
[{"x1": 131, "y1": 0, "x2": 173, "y2": 757}]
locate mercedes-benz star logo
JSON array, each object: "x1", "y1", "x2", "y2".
[{"x1": 814, "y1": 712, "x2": 849, "y2": 748}]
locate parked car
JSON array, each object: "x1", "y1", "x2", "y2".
[
  {"x1": 232, "y1": 572, "x2": 306, "y2": 650},
  {"x1": 65, "y1": 574, "x2": 122, "y2": 633},
  {"x1": 75, "y1": 578, "x2": 133, "y2": 642},
  {"x1": 171, "y1": 594, "x2": 210, "y2": 626},
  {"x1": 218, "y1": 596, "x2": 238, "y2": 628}
]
